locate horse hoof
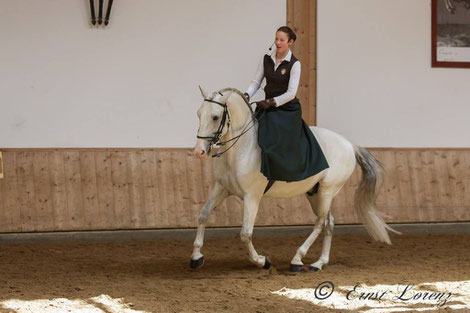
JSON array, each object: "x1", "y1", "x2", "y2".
[
  {"x1": 190, "y1": 256, "x2": 204, "y2": 269},
  {"x1": 289, "y1": 264, "x2": 303, "y2": 272},
  {"x1": 309, "y1": 265, "x2": 320, "y2": 272},
  {"x1": 263, "y1": 256, "x2": 271, "y2": 270}
]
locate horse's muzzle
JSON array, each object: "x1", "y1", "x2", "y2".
[{"x1": 194, "y1": 138, "x2": 210, "y2": 159}]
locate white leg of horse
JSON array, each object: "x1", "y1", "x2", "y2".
[
  {"x1": 190, "y1": 182, "x2": 228, "y2": 269},
  {"x1": 310, "y1": 212, "x2": 334, "y2": 271},
  {"x1": 289, "y1": 192, "x2": 333, "y2": 272},
  {"x1": 303, "y1": 190, "x2": 336, "y2": 271},
  {"x1": 240, "y1": 193, "x2": 270, "y2": 269}
]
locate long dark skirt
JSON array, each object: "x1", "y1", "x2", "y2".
[{"x1": 256, "y1": 98, "x2": 329, "y2": 182}]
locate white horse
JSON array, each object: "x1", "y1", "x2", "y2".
[{"x1": 191, "y1": 87, "x2": 397, "y2": 271}]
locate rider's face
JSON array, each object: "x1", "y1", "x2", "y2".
[{"x1": 275, "y1": 31, "x2": 293, "y2": 55}]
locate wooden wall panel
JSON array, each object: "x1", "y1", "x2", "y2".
[
  {"x1": 112, "y1": 151, "x2": 132, "y2": 228},
  {"x1": 49, "y1": 151, "x2": 68, "y2": 229},
  {"x1": 32, "y1": 151, "x2": 54, "y2": 231},
  {"x1": 127, "y1": 151, "x2": 145, "y2": 228},
  {"x1": 17, "y1": 152, "x2": 38, "y2": 231},
  {"x1": 287, "y1": 0, "x2": 317, "y2": 125},
  {"x1": 2, "y1": 152, "x2": 20, "y2": 232},
  {"x1": 94, "y1": 151, "x2": 115, "y2": 229},
  {"x1": 80, "y1": 151, "x2": 99, "y2": 229},
  {"x1": 140, "y1": 151, "x2": 158, "y2": 227},
  {"x1": 0, "y1": 148, "x2": 469, "y2": 233},
  {"x1": 64, "y1": 151, "x2": 84, "y2": 229}
]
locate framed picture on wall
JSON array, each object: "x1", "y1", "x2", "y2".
[{"x1": 432, "y1": 0, "x2": 470, "y2": 68}]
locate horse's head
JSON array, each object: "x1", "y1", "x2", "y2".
[
  {"x1": 194, "y1": 86, "x2": 232, "y2": 159},
  {"x1": 194, "y1": 86, "x2": 253, "y2": 159}
]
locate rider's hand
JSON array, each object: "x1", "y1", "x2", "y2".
[
  {"x1": 243, "y1": 92, "x2": 250, "y2": 102},
  {"x1": 256, "y1": 98, "x2": 276, "y2": 111}
]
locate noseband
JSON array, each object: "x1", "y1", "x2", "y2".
[{"x1": 196, "y1": 96, "x2": 231, "y2": 156}]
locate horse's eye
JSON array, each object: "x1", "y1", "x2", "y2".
[{"x1": 212, "y1": 116, "x2": 219, "y2": 121}]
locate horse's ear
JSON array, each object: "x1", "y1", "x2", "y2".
[{"x1": 198, "y1": 85, "x2": 208, "y2": 99}]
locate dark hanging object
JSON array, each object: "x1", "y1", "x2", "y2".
[
  {"x1": 89, "y1": 0, "x2": 114, "y2": 27},
  {"x1": 89, "y1": 0, "x2": 96, "y2": 25},
  {"x1": 98, "y1": 0, "x2": 104, "y2": 25},
  {"x1": 104, "y1": 0, "x2": 114, "y2": 26}
]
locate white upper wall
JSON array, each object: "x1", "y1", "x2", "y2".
[
  {"x1": 0, "y1": 0, "x2": 284, "y2": 148},
  {"x1": 317, "y1": 0, "x2": 470, "y2": 147},
  {"x1": 2, "y1": 0, "x2": 469, "y2": 148}
]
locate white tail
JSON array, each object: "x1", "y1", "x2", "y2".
[{"x1": 354, "y1": 145, "x2": 400, "y2": 244}]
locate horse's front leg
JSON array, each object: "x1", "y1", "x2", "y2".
[
  {"x1": 190, "y1": 182, "x2": 229, "y2": 269},
  {"x1": 240, "y1": 193, "x2": 271, "y2": 269}
]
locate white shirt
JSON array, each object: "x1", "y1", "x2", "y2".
[{"x1": 246, "y1": 49, "x2": 301, "y2": 107}]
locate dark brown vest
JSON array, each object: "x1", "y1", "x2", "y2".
[{"x1": 263, "y1": 53, "x2": 298, "y2": 99}]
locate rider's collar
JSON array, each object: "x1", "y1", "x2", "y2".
[{"x1": 270, "y1": 48, "x2": 292, "y2": 64}]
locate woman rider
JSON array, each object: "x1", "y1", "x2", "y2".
[{"x1": 244, "y1": 26, "x2": 329, "y2": 189}]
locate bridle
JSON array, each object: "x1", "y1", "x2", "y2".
[
  {"x1": 196, "y1": 94, "x2": 231, "y2": 157},
  {"x1": 196, "y1": 92, "x2": 260, "y2": 158}
]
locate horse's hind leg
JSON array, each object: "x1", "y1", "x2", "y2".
[
  {"x1": 310, "y1": 211, "x2": 334, "y2": 271},
  {"x1": 289, "y1": 190, "x2": 333, "y2": 272},
  {"x1": 240, "y1": 193, "x2": 271, "y2": 269},
  {"x1": 190, "y1": 182, "x2": 228, "y2": 269}
]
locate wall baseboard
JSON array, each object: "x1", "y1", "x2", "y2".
[{"x1": 0, "y1": 222, "x2": 468, "y2": 245}]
